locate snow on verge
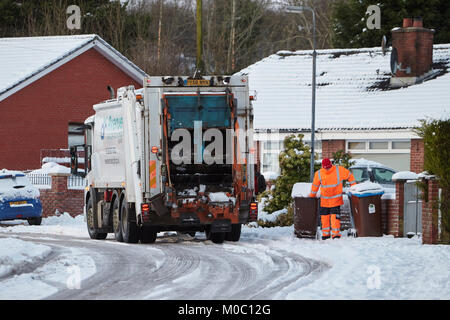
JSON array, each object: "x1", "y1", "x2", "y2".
[
  {"x1": 0, "y1": 212, "x2": 89, "y2": 238},
  {"x1": 0, "y1": 246, "x2": 96, "y2": 300},
  {"x1": 241, "y1": 225, "x2": 450, "y2": 300},
  {"x1": 0, "y1": 238, "x2": 52, "y2": 278}
]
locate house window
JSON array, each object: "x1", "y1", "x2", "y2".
[
  {"x1": 305, "y1": 140, "x2": 322, "y2": 150},
  {"x1": 348, "y1": 141, "x2": 366, "y2": 150},
  {"x1": 369, "y1": 141, "x2": 389, "y2": 150},
  {"x1": 264, "y1": 140, "x2": 282, "y2": 150},
  {"x1": 262, "y1": 153, "x2": 279, "y2": 173},
  {"x1": 68, "y1": 123, "x2": 84, "y2": 148},
  {"x1": 392, "y1": 141, "x2": 411, "y2": 149},
  {"x1": 347, "y1": 140, "x2": 411, "y2": 153}
]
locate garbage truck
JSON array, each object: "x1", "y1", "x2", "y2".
[{"x1": 71, "y1": 75, "x2": 258, "y2": 244}]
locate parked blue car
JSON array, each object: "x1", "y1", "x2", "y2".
[{"x1": 0, "y1": 170, "x2": 42, "y2": 225}]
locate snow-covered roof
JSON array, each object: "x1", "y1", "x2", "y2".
[
  {"x1": 238, "y1": 45, "x2": 450, "y2": 130},
  {"x1": 0, "y1": 34, "x2": 148, "y2": 101}
]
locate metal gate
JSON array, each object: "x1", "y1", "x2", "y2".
[{"x1": 404, "y1": 181, "x2": 422, "y2": 237}]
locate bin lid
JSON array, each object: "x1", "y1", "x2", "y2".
[
  {"x1": 348, "y1": 181, "x2": 384, "y2": 198},
  {"x1": 349, "y1": 191, "x2": 384, "y2": 198},
  {"x1": 291, "y1": 182, "x2": 320, "y2": 198}
]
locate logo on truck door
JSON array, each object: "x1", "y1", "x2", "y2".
[{"x1": 100, "y1": 116, "x2": 123, "y2": 140}]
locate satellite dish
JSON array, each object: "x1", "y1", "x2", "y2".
[
  {"x1": 381, "y1": 35, "x2": 387, "y2": 55},
  {"x1": 390, "y1": 47, "x2": 398, "y2": 74}
]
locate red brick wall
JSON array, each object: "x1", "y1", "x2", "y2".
[
  {"x1": 386, "y1": 180, "x2": 405, "y2": 237},
  {"x1": 381, "y1": 199, "x2": 395, "y2": 234},
  {"x1": 410, "y1": 139, "x2": 424, "y2": 173},
  {"x1": 39, "y1": 174, "x2": 84, "y2": 217},
  {"x1": 322, "y1": 140, "x2": 346, "y2": 159},
  {"x1": 0, "y1": 48, "x2": 141, "y2": 170},
  {"x1": 422, "y1": 178, "x2": 440, "y2": 244}
]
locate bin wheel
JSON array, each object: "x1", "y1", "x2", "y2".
[{"x1": 348, "y1": 228, "x2": 357, "y2": 237}]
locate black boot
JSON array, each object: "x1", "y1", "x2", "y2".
[{"x1": 322, "y1": 235, "x2": 330, "y2": 240}]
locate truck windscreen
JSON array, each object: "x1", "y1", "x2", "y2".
[{"x1": 164, "y1": 94, "x2": 231, "y2": 132}]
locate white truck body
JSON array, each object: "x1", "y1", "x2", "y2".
[{"x1": 78, "y1": 75, "x2": 258, "y2": 243}]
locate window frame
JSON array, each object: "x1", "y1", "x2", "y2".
[{"x1": 346, "y1": 139, "x2": 411, "y2": 154}]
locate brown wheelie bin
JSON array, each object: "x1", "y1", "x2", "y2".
[
  {"x1": 349, "y1": 191, "x2": 384, "y2": 237},
  {"x1": 293, "y1": 196, "x2": 319, "y2": 239}
]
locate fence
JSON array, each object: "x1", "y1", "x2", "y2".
[{"x1": 26, "y1": 173, "x2": 86, "y2": 190}]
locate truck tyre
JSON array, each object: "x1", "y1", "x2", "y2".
[
  {"x1": 27, "y1": 217, "x2": 42, "y2": 226},
  {"x1": 86, "y1": 197, "x2": 107, "y2": 240},
  {"x1": 210, "y1": 232, "x2": 225, "y2": 244},
  {"x1": 112, "y1": 196, "x2": 123, "y2": 242},
  {"x1": 225, "y1": 224, "x2": 241, "y2": 242},
  {"x1": 140, "y1": 227, "x2": 157, "y2": 243},
  {"x1": 121, "y1": 197, "x2": 139, "y2": 243}
]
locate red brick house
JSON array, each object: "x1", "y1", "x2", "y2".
[
  {"x1": 238, "y1": 18, "x2": 449, "y2": 176},
  {"x1": 0, "y1": 34, "x2": 147, "y2": 170}
]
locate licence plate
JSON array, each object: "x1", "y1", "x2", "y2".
[
  {"x1": 10, "y1": 201, "x2": 27, "y2": 206},
  {"x1": 186, "y1": 79, "x2": 210, "y2": 86}
]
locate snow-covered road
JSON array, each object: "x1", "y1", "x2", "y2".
[
  {"x1": 1, "y1": 214, "x2": 449, "y2": 300},
  {"x1": 0, "y1": 231, "x2": 328, "y2": 300}
]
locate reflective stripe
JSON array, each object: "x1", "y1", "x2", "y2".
[
  {"x1": 312, "y1": 183, "x2": 320, "y2": 188},
  {"x1": 320, "y1": 181, "x2": 342, "y2": 188},
  {"x1": 321, "y1": 194, "x2": 343, "y2": 199},
  {"x1": 318, "y1": 170, "x2": 322, "y2": 184},
  {"x1": 322, "y1": 227, "x2": 330, "y2": 230},
  {"x1": 319, "y1": 166, "x2": 342, "y2": 188},
  {"x1": 311, "y1": 191, "x2": 317, "y2": 194}
]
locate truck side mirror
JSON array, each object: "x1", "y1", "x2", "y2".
[{"x1": 70, "y1": 146, "x2": 78, "y2": 175}]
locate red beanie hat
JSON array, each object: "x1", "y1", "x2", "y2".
[{"x1": 322, "y1": 158, "x2": 332, "y2": 169}]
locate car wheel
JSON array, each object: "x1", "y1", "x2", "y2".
[
  {"x1": 86, "y1": 197, "x2": 107, "y2": 240},
  {"x1": 121, "y1": 197, "x2": 139, "y2": 244},
  {"x1": 27, "y1": 217, "x2": 42, "y2": 226},
  {"x1": 112, "y1": 196, "x2": 123, "y2": 242}
]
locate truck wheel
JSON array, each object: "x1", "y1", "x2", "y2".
[
  {"x1": 86, "y1": 197, "x2": 107, "y2": 240},
  {"x1": 225, "y1": 224, "x2": 241, "y2": 242},
  {"x1": 140, "y1": 227, "x2": 157, "y2": 243},
  {"x1": 112, "y1": 196, "x2": 123, "y2": 242},
  {"x1": 27, "y1": 217, "x2": 42, "y2": 226},
  {"x1": 121, "y1": 197, "x2": 139, "y2": 243},
  {"x1": 210, "y1": 232, "x2": 225, "y2": 244}
]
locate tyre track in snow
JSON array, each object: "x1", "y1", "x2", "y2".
[{"x1": 0, "y1": 232, "x2": 329, "y2": 299}]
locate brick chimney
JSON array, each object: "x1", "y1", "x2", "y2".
[{"x1": 390, "y1": 17, "x2": 435, "y2": 87}]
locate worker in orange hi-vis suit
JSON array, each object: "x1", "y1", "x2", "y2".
[{"x1": 309, "y1": 158, "x2": 357, "y2": 240}]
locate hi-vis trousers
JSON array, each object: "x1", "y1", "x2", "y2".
[{"x1": 320, "y1": 206, "x2": 341, "y2": 239}]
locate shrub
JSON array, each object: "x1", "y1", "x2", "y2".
[
  {"x1": 263, "y1": 134, "x2": 320, "y2": 214},
  {"x1": 415, "y1": 119, "x2": 450, "y2": 243}
]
